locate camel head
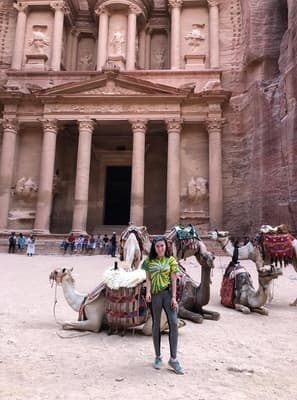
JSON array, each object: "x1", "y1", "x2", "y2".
[
  {"x1": 258, "y1": 265, "x2": 283, "y2": 287},
  {"x1": 198, "y1": 240, "x2": 215, "y2": 269},
  {"x1": 49, "y1": 267, "x2": 74, "y2": 286},
  {"x1": 208, "y1": 230, "x2": 230, "y2": 241}
]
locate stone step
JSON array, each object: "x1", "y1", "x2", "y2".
[{"x1": 0, "y1": 236, "x2": 226, "y2": 256}]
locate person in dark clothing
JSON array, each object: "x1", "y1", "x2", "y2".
[
  {"x1": 110, "y1": 232, "x2": 117, "y2": 257},
  {"x1": 232, "y1": 240, "x2": 240, "y2": 264},
  {"x1": 8, "y1": 232, "x2": 17, "y2": 253}
]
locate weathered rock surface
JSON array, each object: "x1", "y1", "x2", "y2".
[{"x1": 221, "y1": 0, "x2": 297, "y2": 236}]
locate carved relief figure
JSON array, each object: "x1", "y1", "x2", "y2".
[
  {"x1": 186, "y1": 176, "x2": 209, "y2": 209},
  {"x1": 152, "y1": 48, "x2": 166, "y2": 69},
  {"x1": 185, "y1": 24, "x2": 205, "y2": 52},
  {"x1": 12, "y1": 177, "x2": 38, "y2": 200},
  {"x1": 28, "y1": 25, "x2": 49, "y2": 54},
  {"x1": 110, "y1": 31, "x2": 125, "y2": 56},
  {"x1": 78, "y1": 53, "x2": 94, "y2": 70}
]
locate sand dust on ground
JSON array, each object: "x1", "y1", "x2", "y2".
[{"x1": 0, "y1": 253, "x2": 296, "y2": 400}]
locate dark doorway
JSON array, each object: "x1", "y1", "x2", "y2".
[{"x1": 104, "y1": 166, "x2": 131, "y2": 225}]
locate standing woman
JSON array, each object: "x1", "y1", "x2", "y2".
[
  {"x1": 26, "y1": 235, "x2": 36, "y2": 257},
  {"x1": 142, "y1": 236, "x2": 184, "y2": 374}
]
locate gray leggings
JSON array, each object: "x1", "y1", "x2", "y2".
[{"x1": 150, "y1": 288, "x2": 178, "y2": 359}]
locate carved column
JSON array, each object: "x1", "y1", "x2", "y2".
[
  {"x1": 72, "y1": 120, "x2": 95, "y2": 234},
  {"x1": 138, "y1": 28, "x2": 146, "y2": 69},
  {"x1": 34, "y1": 120, "x2": 58, "y2": 234},
  {"x1": 50, "y1": 1, "x2": 66, "y2": 71},
  {"x1": 207, "y1": 0, "x2": 220, "y2": 68},
  {"x1": 0, "y1": 120, "x2": 18, "y2": 230},
  {"x1": 95, "y1": 6, "x2": 109, "y2": 71},
  {"x1": 206, "y1": 119, "x2": 224, "y2": 229},
  {"x1": 129, "y1": 120, "x2": 147, "y2": 225},
  {"x1": 126, "y1": 6, "x2": 139, "y2": 70},
  {"x1": 145, "y1": 27, "x2": 151, "y2": 69},
  {"x1": 166, "y1": 119, "x2": 181, "y2": 228},
  {"x1": 11, "y1": 2, "x2": 28, "y2": 70},
  {"x1": 169, "y1": 0, "x2": 183, "y2": 70},
  {"x1": 71, "y1": 28, "x2": 79, "y2": 70}
]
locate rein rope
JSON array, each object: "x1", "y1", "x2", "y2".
[{"x1": 51, "y1": 278, "x2": 91, "y2": 339}]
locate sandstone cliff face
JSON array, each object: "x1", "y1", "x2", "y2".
[
  {"x1": 221, "y1": 0, "x2": 297, "y2": 236},
  {"x1": 0, "y1": 0, "x2": 15, "y2": 78}
]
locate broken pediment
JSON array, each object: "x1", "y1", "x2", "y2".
[{"x1": 37, "y1": 72, "x2": 187, "y2": 99}]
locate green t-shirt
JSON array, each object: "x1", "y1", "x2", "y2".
[{"x1": 141, "y1": 256, "x2": 179, "y2": 294}]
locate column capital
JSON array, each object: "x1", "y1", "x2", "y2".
[
  {"x1": 207, "y1": 0, "x2": 219, "y2": 7},
  {"x1": 41, "y1": 119, "x2": 58, "y2": 133},
  {"x1": 129, "y1": 119, "x2": 147, "y2": 132},
  {"x1": 13, "y1": 2, "x2": 29, "y2": 12},
  {"x1": 1, "y1": 119, "x2": 19, "y2": 133},
  {"x1": 168, "y1": 0, "x2": 183, "y2": 8},
  {"x1": 206, "y1": 119, "x2": 225, "y2": 132},
  {"x1": 95, "y1": 5, "x2": 108, "y2": 16},
  {"x1": 50, "y1": 1, "x2": 67, "y2": 12},
  {"x1": 128, "y1": 4, "x2": 141, "y2": 15},
  {"x1": 166, "y1": 118, "x2": 182, "y2": 133},
  {"x1": 78, "y1": 120, "x2": 95, "y2": 132}
]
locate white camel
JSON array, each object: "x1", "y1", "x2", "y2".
[
  {"x1": 209, "y1": 230, "x2": 297, "y2": 305},
  {"x1": 120, "y1": 225, "x2": 151, "y2": 270},
  {"x1": 49, "y1": 267, "x2": 174, "y2": 335}
]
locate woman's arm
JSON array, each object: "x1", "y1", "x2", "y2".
[
  {"x1": 170, "y1": 271, "x2": 177, "y2": 310},
  {"x1": 145, "y1": 271, "x2": 151, "y2": 303}
]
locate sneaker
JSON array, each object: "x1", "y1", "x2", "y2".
[
  {"x1": 153, "y1": 356, "x2": 162, "y2": 370},
  {"x1": 168, "y1": 358, "x2": 184, "y2": 375}
]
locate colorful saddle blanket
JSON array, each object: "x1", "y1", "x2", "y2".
[{"x1": 263, "y1": 233, "x2": 294, "y2": 259}]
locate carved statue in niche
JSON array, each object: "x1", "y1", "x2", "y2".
[
  {"x1": 152, "y1": 48, "x2": 166, "y2": 69},
  {"x1": 186, "y1": 176, "x2": 209, "y2": 211},
  {"x1": 78, "y1": 53, "x2": 93, "y2": 70},
  {"x1": 28, "y1": 25, "x2": 49, "y2": 54},
  {"x1": 12, "y1": 177, "x2": 38, "y2": 201},
  {"x1": 185, "y1": 24, "x2": 205, "y2": 52},
  {"x1": 110, "y1": 30, "x2": 125, "y2": 56}
]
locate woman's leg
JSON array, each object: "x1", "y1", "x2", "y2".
[
  {"x1": 151, "y1": 292, "x2": 164, "y2": 357},
  {"x1": 163, "y1": 290, "x2": 178, "y2": 359}
]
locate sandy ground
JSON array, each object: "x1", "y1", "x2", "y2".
[{"x1": 0, "y1": 252, "x2": 296, "y2": 400}]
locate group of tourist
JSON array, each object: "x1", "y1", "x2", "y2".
[
  {"x1": 8, "y1": 232, "x2": 36, "y2": 256},
  {"x1": 61, "y1": 232, "x2": 117, "y2": 256}
]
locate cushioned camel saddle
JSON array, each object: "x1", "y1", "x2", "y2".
[{"x1": 174, "y1": 224, "x2": 200, "y2": 240}]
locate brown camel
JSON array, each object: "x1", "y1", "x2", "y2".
[{"x1": 166, "y1": 226, "x2": 220, "y2": 323}]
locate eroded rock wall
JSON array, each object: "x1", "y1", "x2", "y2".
[{"x1": 221, "y1": 0, "x2": 297, "y2": 235}]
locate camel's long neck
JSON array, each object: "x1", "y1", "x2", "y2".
[
  {"x1": 247, "y1": 278, "x2": 270, "y2": 308},
  {"x1": 196, "y1": 256, "x2": 211, "y2": 306},
  {"x1": 61, "y1": 278, "x2": 86, "y2": 312}
]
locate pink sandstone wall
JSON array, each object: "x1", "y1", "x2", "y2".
[{"x1": 220, "y1": 0, "x2": 297, "y2": 236}]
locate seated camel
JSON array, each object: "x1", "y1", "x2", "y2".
[
  {"x1": 221, "y1": 262, "x2": 283, "y2": 315},
  {"x1": 49, "y1": 266, "x2": 186, "y2": 335}
]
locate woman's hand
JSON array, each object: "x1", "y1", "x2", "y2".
[
  {"x1": 171, "y1": 297, "x2": 177, "y2": 310},
  {"x1": 146, "y1": 292, "x2": 151, "y2": 303}
]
